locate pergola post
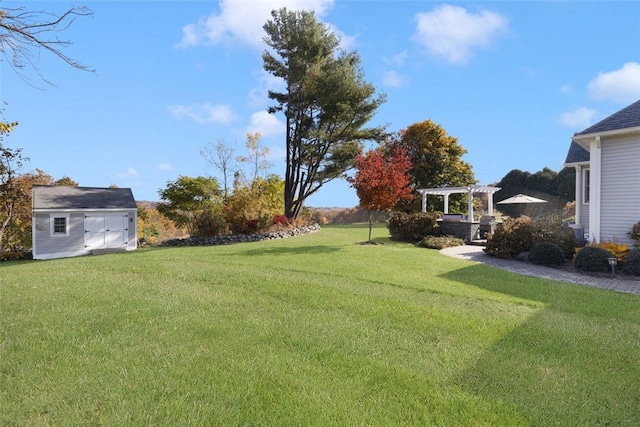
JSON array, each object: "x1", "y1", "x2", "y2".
[
  {"x1": 467, "y1": 189, "x2": 474, "y2": 222},
  {"x1": 488, "y1": 192, "x2": 494, "y2": 216},
  {"x1": 444, "y1": 194, "x2": 449, "y2": 214}
]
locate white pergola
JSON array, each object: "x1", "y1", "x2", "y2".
[{"x1": 417, "y1": 185, "x2": 501, "y2": 221}]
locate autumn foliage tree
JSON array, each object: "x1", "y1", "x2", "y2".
[
  {"x1": 156, "y1": 176, "x2": 223, "y2": 237},
  {"x1": 348, "y1": 147, "x2": 413, "y2": 243},
  {"x1": 385, "y1": 120, "x2": 476, "y2": 213}
]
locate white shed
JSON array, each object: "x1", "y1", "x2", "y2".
[{"x1": 32, "y1": 186, "x2": 137, "y2": 260}]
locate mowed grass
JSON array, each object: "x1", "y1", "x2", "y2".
[{"x1": 1, "y1": 225, "x2": 639, "y2": 426}]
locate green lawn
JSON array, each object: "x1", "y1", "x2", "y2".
[{"x1": 2, "y1": 225, "x2": 639, "y2": 426}]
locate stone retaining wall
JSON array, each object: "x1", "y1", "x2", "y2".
[{"x1": 161, "y1": 224, "x2": 321, "y2": 247}]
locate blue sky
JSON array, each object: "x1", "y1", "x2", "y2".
[{"x1": 2, "y1": 0, "x2": 639, "y2": 207}]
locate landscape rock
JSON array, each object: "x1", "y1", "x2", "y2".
[{"x1": 160, "y1": 224, "x2": 321, "y2": 247}]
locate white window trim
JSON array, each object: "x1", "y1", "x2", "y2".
[
  {"x1": 50, "y1": 214, "x2": 70, "y2": 237},
  {"x1": 582, "y1": 168, "x2": 590, "y2": 205}
]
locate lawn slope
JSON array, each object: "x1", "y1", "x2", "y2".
[{"x1": 2, "y1": 225, "x2": 639, "y2": 425}]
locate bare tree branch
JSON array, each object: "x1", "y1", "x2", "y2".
[{"x1": 0, "y1": 5, "x2": 95, "y2": 86}]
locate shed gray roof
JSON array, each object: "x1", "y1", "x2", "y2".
[
  {"x1": 33, "y1": 186, "x2": 137, "y2": 210},
  {"x1": 575, "y1": 99, "x2": 640, "y2": 136},
  {"x1": 564, "y1": 141, "x2": 590, "y2": 164}
]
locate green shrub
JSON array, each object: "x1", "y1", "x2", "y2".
[
  {"x1": 484, "y1": 216, "x2": 577, "y2": 260},
  {"x1": 484, "y1": 216, "x2": 537, "y2": 259},
  {"x1": 574, "y1": 246, "x2": 614, "y2": 272},
  {"x1": 623, "y1": 248, "x2": 640, "y2": 276},
  {"x1": 528, "y1": 242, "x2": 565, "y2": 265},
  {"x1": 537, "y1": 224, "x2": 578, "y2": 259},
  {"x1": 387, "y1": 212, "x2": 439, "y2": 242},
  {"x1": 193, "y1": 209, "x2": 228, "y2": 237},
  {"x1": 417, "y1": 235, "x2": 464, "y2": 250},
  {"x1": 628, "y1": 221, "x2": 640, "y2": 248}
]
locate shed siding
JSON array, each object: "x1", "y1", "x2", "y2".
[
  {"x1": 33, "y1": 210, "x2": 137, "y2": 259},
  {"x1": 33, "y1": 212, "x2": 87, "y2": 259},
  {"x1": 600, "y1": 135, "x2": 640, "y2": 245}
]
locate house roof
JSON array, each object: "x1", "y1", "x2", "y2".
[
  {"x1": 564, "y1": 141, "x2": 590, "y2": 164},
  {"x1": 33, "y1": 186, "x2": 137, "y2": 210},
  {"x1": 575, "y1": 99, "x2": 640, "y2": 136},
  {"x1": 566, "y1": 99, "x2": 640, "y2": 164}
]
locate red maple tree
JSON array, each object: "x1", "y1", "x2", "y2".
[{"x1": 348, "y1": 146, "x2": 413, "y2": 242}]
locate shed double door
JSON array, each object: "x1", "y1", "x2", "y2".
[{"x1": 85, "y1": 214, "x2": 129, "y2": 249}]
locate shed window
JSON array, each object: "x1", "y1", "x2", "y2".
[{"x1": 50, "y1": 214, "x2": 70, "y2": 236}]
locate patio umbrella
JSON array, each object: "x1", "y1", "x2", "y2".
[
  {"x1": 497, "y1": 194, "x2": 547, "y2": 205},
  {"x1": 497, "y1": 193, "x2": 547, "y2": 217}
]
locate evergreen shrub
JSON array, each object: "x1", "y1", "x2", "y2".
[
  {"x1": 574, "y1": 246, "x2": 614, "y2": 272},
  {"x1": 623, "y1": 248, "x2": 640, "y2": 276},
  {"x1": 528, "y1": 242, "x2": 565, "y2": 265}
]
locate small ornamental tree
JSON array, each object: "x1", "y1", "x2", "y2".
[{"x1": 348, "y1": 146, "x2": 413, "y2": 243}]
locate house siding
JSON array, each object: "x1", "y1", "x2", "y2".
[
  {"x1": 580, "y1": 202, "x2": 589, "y2": 235},
  {"x1": 600, "y1": 135, "x2": 640, "y2": 245}
]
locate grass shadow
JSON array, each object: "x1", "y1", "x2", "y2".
[
  {"x1": 236, "y1": 245, "x2": 342, "y2": 257},
  {"x1": 440, "y1": 263, "x2": 640, "y2": 425}
]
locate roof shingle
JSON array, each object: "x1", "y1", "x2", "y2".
[
  {"x1": 33, "y1": 186, "x2": 137, "y2": 210},
  {"x1": 575, "y1": 99, "x2": 640, "y2": 136}
]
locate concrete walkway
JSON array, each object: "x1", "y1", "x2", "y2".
[{"x1": 440, "y1": 245, "x2": 640, "y2": 296}]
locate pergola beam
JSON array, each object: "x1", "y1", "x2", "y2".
[{"x1": 417, "y1": 185, "x2": 501, "y2": 221}]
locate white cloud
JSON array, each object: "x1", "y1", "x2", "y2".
[
  {"x1": 414, "y1": 5, "x2": 509, "y2": 64},
  {"x1": 587, "y1": 62, "x2": 640, "y2": 105},
  {"x1": 117, "y1": 167, "x2": 139, "y2": 179},
  {"x1": 177, "y1": 0, "x2": 335, "y2": 48},
  {"x1": 246, "y1": 110, "x2": 285, "y2": 138},
  {"x1": 561, "y1": 83, "x2": 573, "y2": 94},
  {"x1": 383, "y1": 70, "x2": 408, "y2": 88},
  {"x1": 156, "y1": 163, "x2": 172, "y2": 171},
  {"x1": 383, "y1": 51, "x2": 408, "y2": 67},
  {"x1": 167, "y1": 103, "x2": 238, "y2": 124},
  {"x1": 559, "y1": 107, "x2": 598, "y2": 129}
]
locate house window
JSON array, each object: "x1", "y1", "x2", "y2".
[
  {"x1": 582, "y1": 168, "x2": 590, "y2": 204},
  {"x1": 50, "y1": 214, "x2": 70, "y2": 236}
]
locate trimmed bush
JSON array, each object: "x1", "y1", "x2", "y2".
[
  {"x1": 537, "y1": 224, "x2": 578, "y2": 260},
  {"x1": 623, "y1": 248, "x2": 640, "y2": 276},
  {"x1": 484, "y1": 216, "x2": 577, "y2": 260},
  {"x1": 528, "y1": 242, "x2": 565, "y2": 265},
  {"x1": 484, "y1": 216, "x2": 537, "y2": 259},
  {"x1": 574, "y1": 246, "x2": 614, "y2": 272},
  {"x1": 417, "y1": 235, "x2": 464, "y2": 250},
  {"x1": 387, "y1": 212, "x2": 439, "y2": 242}
]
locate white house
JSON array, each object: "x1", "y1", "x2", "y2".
[
  {"x1": 32, "y1": 186, "x2": 137, "y2": 260},
  {"x1": 564, "y1": 99, "x2": 640, "y2": 245}
]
